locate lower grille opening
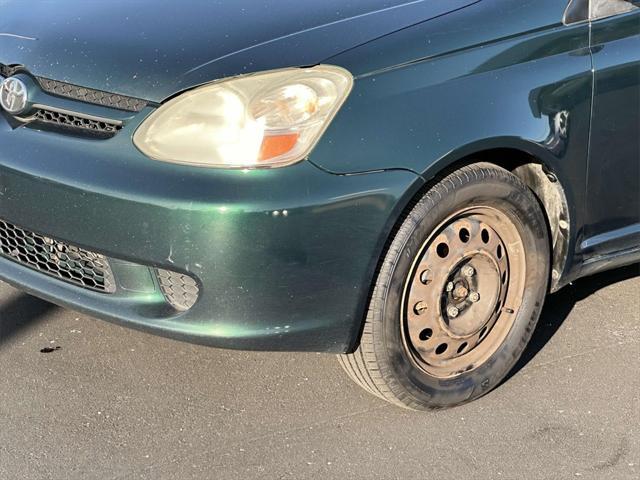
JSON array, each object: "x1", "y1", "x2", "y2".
[
  {"x1": 0, "y1": 219, "x2": 115, "y2": 293},
  {"x1": 30, "y1": 109, "x2": 122, "y2": 138}
]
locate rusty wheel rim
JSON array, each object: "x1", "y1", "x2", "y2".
[{"x1": 401, "y1": 206, "x2": 527, "y2": 378}]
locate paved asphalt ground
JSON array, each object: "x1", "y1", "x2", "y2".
[{"x1": 0, "y1": 265, "x2": 638, "y2": 480}]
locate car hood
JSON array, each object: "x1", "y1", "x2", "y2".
[{"x1": 0, "y1": 0, "x2": 474, "y2": 102}]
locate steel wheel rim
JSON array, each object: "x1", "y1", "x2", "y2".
[{"x1": 401, "y1": 206, "x2": 527, "y2": 378}]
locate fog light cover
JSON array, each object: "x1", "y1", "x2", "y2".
[{"x1": 156, "y1": 269, "x2": 199, "y2": 312}]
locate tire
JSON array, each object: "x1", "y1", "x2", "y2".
[{"x1": 338, "y1": 162, "x2": 550, "y2": 410}]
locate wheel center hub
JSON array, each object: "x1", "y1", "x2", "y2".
[
  {"x1": 452, "y1": 282, "x2": 469, "y2": 300},
  {"x1": 442, "y1": 254, "x2": 501, "y2": 337}
]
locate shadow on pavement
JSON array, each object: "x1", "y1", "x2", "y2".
[
  {"x1": 0, "y1": 292, "x2": 57, "y2": 346},
  {"x1": 504, "y1": 263, "x2": 639, "y2": 383}
]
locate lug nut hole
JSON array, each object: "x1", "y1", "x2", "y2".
[
  {"x1": 481, "y1": 228, "x2": 490, "y2": 244},
  {"x1": 414, "y1": 301, "x2": 428, "y2": 315},
  {"x1": 459, "y1": 228, "x2": 470, "y2": 243},
  {"x1": 436, "y1": 243, "x2": 449, "y2": 258},
  {"x1": 497, "y1": 244, "x2": 503, "y2": 259},
  {"x1": 419, "y1": 328, "x2": 433, "y2": 341},
  {"x1": 435, "y1": 343, "x2": 448, "y2": 355},
  {"x1": 420, "y1": 269, "x2": 432, "y2": 285},
  {"x1": 479, "y1": 326, "x2": 488, "y2": 339}
]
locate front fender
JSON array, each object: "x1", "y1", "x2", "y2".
[{"x1": 310, "y1": 0, "x2": 592, "y2": 195}]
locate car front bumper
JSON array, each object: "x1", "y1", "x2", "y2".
[{"x1": 0, "y1": 115, "x2": 421, "y2": 352}]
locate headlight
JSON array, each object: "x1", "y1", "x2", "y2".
[{"x1": 133, "y1": 65, "x2": 353, "y2": 168}]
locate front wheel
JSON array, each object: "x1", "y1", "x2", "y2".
[{"x1": 339, "y1": 163, "x2": 550, "y2": 410}]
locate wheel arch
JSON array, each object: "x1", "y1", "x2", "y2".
[{"x1": 418, "y1": 139, "x2": 571, "y2": 293}]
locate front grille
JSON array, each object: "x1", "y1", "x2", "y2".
[
  {"x1": 156, "y1": 269, "x2": 199, "y2": 311},
  {"x1": 1, "y1": 63, "x2": 135, "y2": 139},
  {"x1": 1, "y1": 63, "x2": 148, "y2": 112},
  {"x1": 0, "y1": 219, "x2": 115, "y2": 293},
  {"x1": 31, "y1": 108, "x2": 121, "y2": 138},
  {"x1": 0, "y1": 63, "x2": 19, "y2": 77},
  {"x1": 37, "y1": 77, "x2": 148, "y2": 112}
]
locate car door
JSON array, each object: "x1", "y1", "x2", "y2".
[{"x1": 583, "y1": 0, "x2": 640, "y2": 257}]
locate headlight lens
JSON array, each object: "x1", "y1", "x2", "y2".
[{"x1": 133, "y1": 65, "x2": 353, "y2": 168}]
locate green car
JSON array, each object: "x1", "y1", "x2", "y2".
[{"x1": 0, "y1": 0, "x2": 638, "y2": 410}]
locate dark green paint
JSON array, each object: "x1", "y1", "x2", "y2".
[
  {"x1": 0, "y1": 0, "x2": 476, "y2": 101},
  {"x1": 0, "y1": 1, "x2": 638, "y2": 351},
  {"x1": 584, "y1": 11, "x2": 640, "y2": 256},
  {"x1": 0, "y1": 123, "x2": 422, "y2": 351}
]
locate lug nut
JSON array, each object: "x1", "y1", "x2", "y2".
[
  {"x1": 446, "y1": 282, "x2": 454, "y2": 292},
  {"x1": 420, "y1": 269, "x2": 432, "y2": 285},
  {"x1": 462, "y1": 265, "x2": 475, "y2": 277},
  {"x1": 469, "y1": 292, "x2": 480, "y2": 303},
  {"x1": 447, "y1": 306, "x2": 459, "y2": 318}
]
